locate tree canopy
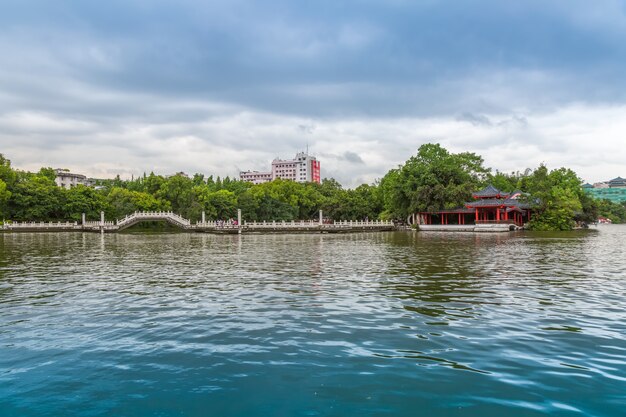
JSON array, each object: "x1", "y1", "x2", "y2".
[
  {"x1": 380, "y1": 143, "x2": 489, "y2": 219},
  {"x1": 0, "y1": 146, "x2": 618, "y2": 231}
]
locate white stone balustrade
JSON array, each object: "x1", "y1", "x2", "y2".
[
  {"x1": 2, "y1": 211, "x2": 394, "y2": 232},
  {"x1": 3, "y1": 221, "x2": 78, "y2": 229}
]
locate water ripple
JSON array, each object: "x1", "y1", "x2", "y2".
[{"x1": 1, "y1": 227, "x2": 625, "y2": 416}]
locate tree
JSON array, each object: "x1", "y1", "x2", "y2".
[
  {"x1": 596, "y1": 199, "x2": 626, "y2": 223},
  {"x1": 0, "y1": 179, "x2": 11, "y2": 219},
  {"x1": 522, "y1": 165, "x2": 592, "y2": 230},
  {"x1": 380, "y1": 143, "x2": 489, "y2": 218},
  {"x1": 157, "y1": 175, "x2": 194, "y2": 216},
  {"x1": 205, "y1": 190, "x2": 238, "y2": 219},
  {"x1": 9, "y1": 175, "x2": 64, "y2": 220},
  {"x1": 106, "y1": 188, "x2": 169, "y2": 219},
  {"x1": 0, "y1": 154, "x2": 17, "y2": 187},
  {"x1": 63, "y1": 185, "x2": 108, "y2": 221}
]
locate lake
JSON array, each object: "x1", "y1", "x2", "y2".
[{"x1": 1, "y1": 226, "x2": 625, "y2": 416}]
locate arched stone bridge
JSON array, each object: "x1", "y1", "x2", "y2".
[{"x1": 116, "y1": 211, "x2": 191, "y2": 231}]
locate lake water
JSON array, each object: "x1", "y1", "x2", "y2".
[{"x1": 1, "y1": 226, "x2": 625, "y2": 416}]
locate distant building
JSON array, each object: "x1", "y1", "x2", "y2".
[
  {"x1": 240, "y1": 152, "x2": 321, "y2": 184},
  {"x1": 584, "y1": 176, "x2": 626, "y2": 202},
  {"x1": 608, "y1": 177, "x2": 626, "y2": 188},
  {"x1": 55, "y1": 169, "x2": 92, "y2": 189},
  {"x1": 239, "y1": 171, "x2": 272, "y2": 185}
]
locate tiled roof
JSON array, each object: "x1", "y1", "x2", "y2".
[
  {"x1": 466, "y1": 198, "x2": 533, "y2": 209},
  {"x1": 472, "y1": 184, "x2": 508, "y2": 198},
  {"x1": 609, "y1": 177, "x2": 626, "y2": 187},
  {"x1": 466, "y1": 198, "x2": 504, "y2": 207},
  {"x1": 419, "y1": 208, "x2": 475, "y2": 214}
]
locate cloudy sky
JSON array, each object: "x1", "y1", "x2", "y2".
[{"x1": 1, "y1": 0, "x2": 625, "y2": 187}]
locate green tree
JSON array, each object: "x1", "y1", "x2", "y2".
[
  {"x1": 9, "y1": 175, "x2": 64, "y2": 220},
  {"x1": 596, "y1": 199, "x2": 626, "y2": 223},
  {"x1": 0, "y1": 154, "x2": 17, "y2": 187},
  {"x1": 144, "y1": 173, "x2": 166, "y2": 195},
  {"x1": 0, "y1": 179, "x2": 11, "y2": 219},
  {"x1": 107, "y1": 188, "x2": 169, "y2": 219},
  {"x1": 380, "y1": 143, "x2": 489, "y2": 219},
  {"x1": 522, "y1": 165, "x2": 592, "y2": 230},
  {"x1": 206, "y1": 190, "x2": 238, "y2": 220},
  {"x1": 63, "y1": 185, "x2": 108, "y2": 221},
  {"x1": 157, "y1": 175, "x2": 194, "y2": 216}
]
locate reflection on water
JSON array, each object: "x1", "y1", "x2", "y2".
[{"x1": 1, "y1": 227, "x2": 625, "y2": 416}]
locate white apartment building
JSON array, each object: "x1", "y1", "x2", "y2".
[
  {"x1": 55, "y1": 169, "x2": 92, "y2": 189},
  {"x1": 239, "y1": 171, "x2": 273, "y2": 185},
  {"x1": 240, "y1": 152, "x2": 321, "y2": 184}
]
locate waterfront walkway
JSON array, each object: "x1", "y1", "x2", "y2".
[{"x1": 1, "y1": 211, "x2": 395, "y2": 234}]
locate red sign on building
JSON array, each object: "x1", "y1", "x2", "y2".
[{"x1": 311, "y1": 160, "x2": 321, "y2": 183}]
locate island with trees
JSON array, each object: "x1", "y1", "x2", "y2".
[{"x1": 1, "y1": 144, "x2": 624, "y2": 231}]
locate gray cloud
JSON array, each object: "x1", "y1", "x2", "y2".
[
  {"x1": 457, "y1": 113, "x2": 493, "y2": 127},
  {"x1": 342, "y1": 151, "x2": 364, "y2": 164},
  {"x1": 1, "y1": 1, "x2": 626, "y2": 186}
]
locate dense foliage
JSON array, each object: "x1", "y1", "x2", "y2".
[
  {"x1": 1, "y1": 144, "x2": 620, "y2": 230},
  {"x1": 0, "y1": 154, "x2": 382, "y2": 223},
  {"x1": 596, "y1": 199, "x2": 626, "y2": 223},
  {"x1": 379, "y1": 143, "x2": 489, "y2": 219}
]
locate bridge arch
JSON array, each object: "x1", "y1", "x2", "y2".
[{"x1": 116, "y1": 211, "x2": 191, "y2": 231}]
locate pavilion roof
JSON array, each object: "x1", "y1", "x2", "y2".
[
  {"x1": 472, "y1": 184, "x2": 509, "y2": 199},
  {"x1": 466, "y1": 198, "x2": 505, "y2": 207},
  {"x1": 466, "y1": 198, "x2": 533, "y2": 209},
  {"x1": 503, "y1": 198, "x2": 533, "y2": 209},
  {"x1": 419, "y1": 208, "x2": 475, "y2": 214},
  {"x1": 609, "y1": 177, "x2": 626, "y2": 187}
]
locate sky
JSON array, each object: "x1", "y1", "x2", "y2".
[{"x1": 1, "y1": 0, "x2": 625, "y2": 187}]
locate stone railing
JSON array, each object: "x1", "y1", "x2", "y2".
[
  {"x1": 244, "y1": 220, "x2": 319, "y2": 228},
  {"x1": 242, "y1": 220, "x2": 393, "y2": 228},
  {"x1": 332, "y1": 220, "x2": 393, "y2": 227},
  {"x1": 3, "y1": 221, "x2": 79, "y2": 229},
  {"x1": 83, "y1": 221, "x2": 115, "y2": 226},
  {"x1": 195, "y1": 221, "x2": 240, "y2": 229}
]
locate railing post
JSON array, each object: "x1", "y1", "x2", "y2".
[
  {"x1": 319, "y1": 210, "x2": 323, "y2": 226},
  {"x1": 237, "y1": 209, "x2": 242, "y2": 234}
]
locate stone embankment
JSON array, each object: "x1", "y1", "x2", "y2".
[{"x1": 418, "y1": 223, "x2": 519, "y2": 232}]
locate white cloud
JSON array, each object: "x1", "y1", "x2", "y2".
[{"x1": 2, "y1": 97, "x2": 624, "y2": 187}]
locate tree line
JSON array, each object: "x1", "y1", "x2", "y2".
[{"x1": 1, "y1": 144, "x2": 624, "y2": 230}]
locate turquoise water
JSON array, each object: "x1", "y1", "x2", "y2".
[{"x1": 1, "y1": 227, "x2": 625, "y2": 416}]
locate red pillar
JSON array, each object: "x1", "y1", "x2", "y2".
[{"x1": 496, "y1": 208, "x2": 500, "y2": 222}]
